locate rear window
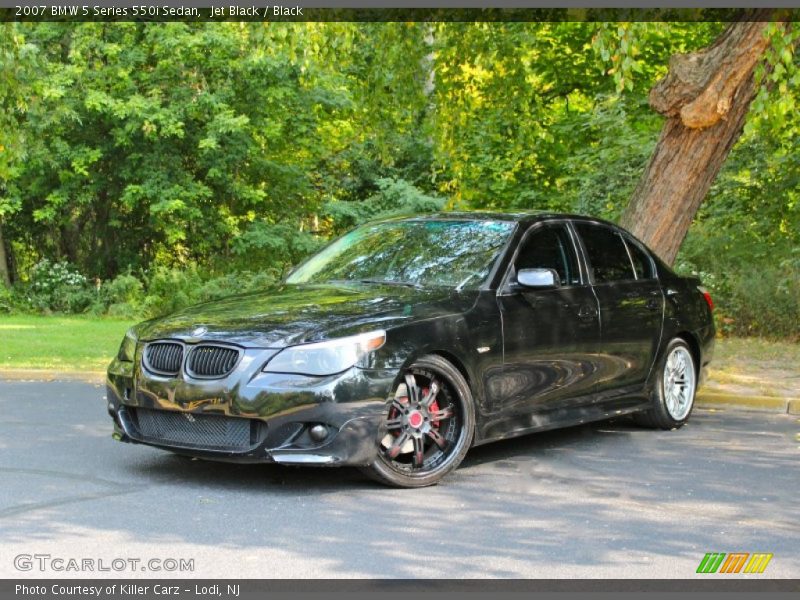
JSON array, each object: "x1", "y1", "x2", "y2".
[
  {"x1": 575, "y1": 223, "x2": 635, "y2": 283},
  {"x1": 624, "y1": 238, "x2": 655, "y2": 280}
]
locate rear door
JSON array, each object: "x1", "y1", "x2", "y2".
[{"x1": 572, "y1": 221, "x2": 664, "y2": 400}]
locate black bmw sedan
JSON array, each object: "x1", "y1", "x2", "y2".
[{"x1": 107, "y1": 212, "x2": 715, "y2": 487}]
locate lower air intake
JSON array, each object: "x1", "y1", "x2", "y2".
[{"x1": 133, "y1": 408, "x2": 252, "y2": 451}]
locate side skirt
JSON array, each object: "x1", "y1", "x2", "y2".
[{"x1": 472, "y1": 399, "x2": 650, "y2": 447}]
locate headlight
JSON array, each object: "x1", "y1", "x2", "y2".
[
  {"x1": 263, "y1": 330, "x2": 386, "y2": 376},
  {"x1": 117, "y1": 328, "x2": 138, "y2": 362}
]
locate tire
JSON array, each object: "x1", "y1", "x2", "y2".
[
  {"x1": 634, "y1": 338, "x2": 698, "y2": 430},
  {"x1": 361, "y1": 354, "x2": 475, "y2": 488}
]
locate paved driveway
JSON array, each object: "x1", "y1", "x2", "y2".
[{"x1": 1, "y1": 381, "x2": 797, "y2": 578}]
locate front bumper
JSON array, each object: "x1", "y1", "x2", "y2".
[{"x1": 107, "y1": 352, "x2": 395, "y2": 466}]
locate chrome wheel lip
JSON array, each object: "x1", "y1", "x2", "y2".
[{"x1": 663, "y1": 346, "x2": 696, "y2": 421}]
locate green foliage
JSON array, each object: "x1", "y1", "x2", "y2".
[
  {"x1": 23, "y1": 259, "x2": 94, "y2": 313},
  {"x1": 139, "y1": 266, "x2": 204, "y2": 317},
  {"x1": 139, "y1": 267, "x2": 281, "y2": 318},
  {"x1": 322, "y1": 178, "x2": 445, "y2": 234},
  {"x1": 1, "y1": 22, "x2": 797, "y2": 338},
  {"x1": 100, "y1": 272, "x2": 144, "y2": 318},
  {"x1": 679, "y1": 200, "x2": 800, "y2": 340},
  {"x1": 752, "y1": 21, "x2": 800, "y2": 121},
  {"x1": 591, "y1": 22, "x2": 722, "y2": 93},
  {"x1": 678, "y1": 250, "x2": 800, "y2": 340},
  {"x1": 724, "y1": 262, "x2": 799, "y2": 339},
  {"x1": 0, "y1": 284, "x2": 16, "y2": 313},
  {"x1": 231, "y1": 223, "x2": 321, "y2": 273},
  {"x1": 555, "y1": 94, "x2": 660, "y2": 220}
]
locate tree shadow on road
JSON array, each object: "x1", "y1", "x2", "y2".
[{"x1": 2, "y1": 401, "x2": 798, "y2": 578}]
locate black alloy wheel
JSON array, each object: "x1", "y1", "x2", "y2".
[{"x1": 362, "y1": 354, "x2": 474, "y2": 488}]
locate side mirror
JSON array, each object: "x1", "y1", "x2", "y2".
[{"x1": 516, "y1": 268, "x2": 560, "y2": 289}]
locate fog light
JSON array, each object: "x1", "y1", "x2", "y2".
[{"x1": 309, "y1": 424, "x2": 328, "y2": 442}]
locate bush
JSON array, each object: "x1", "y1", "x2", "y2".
[
  {"x1": 1, "y1": 262, "x2": 284, "y2": 319},
  {"x1": 99, "y1": 272, "x2": 145, "y2": 318},
  {"x1": 102, "y1": 272, "x2": 144, "y2": 306},
  {"x1": 676, "y1": 250, "x2": 800, "y2": 340},
  {"x1": 136, "y1": 267, "x2": 283, "y2": 318},
  {"x1": 722, "y1": 260, "x2": 800, "y2": 339},
  {"x1": 0, "y1": 285, "x2": 17, "y2": 314},
  {"x1": 322, "y1": 178, "x2": 445, "y2": 234},
  {"x1": 195, "y1": 270, "x2": 280, "y2": 305},
  {"x1": 230, "y1": 223, "x2": 321, "y2": 273},
  {"x1": 140, "y1": 266, "x2": 205, "y2": 318},
  {"x1": 24, "y1": 259, "x2": 96, "y2": 313}
]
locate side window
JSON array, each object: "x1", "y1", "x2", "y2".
[
  {"x1": 624, "y1": 238, "x2": 654, "y2": 280},
  {"x1": 575, "y1": 223, "x2": 635, "y2": 283},
  {"x1": 514, "y1": 225, "x2": 580, "y2": 286}
]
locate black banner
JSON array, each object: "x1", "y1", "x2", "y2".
[
  {"x1": 3, "y1": 578, "x2": 800, "y2": 598},
  {"x1": 2, "y1": 4, "x2": 800, "y2": 22}
]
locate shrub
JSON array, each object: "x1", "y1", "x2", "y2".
[
  {"x1": 230, "y1": 223, "x2": 321, "y2": 273},
  {"x1": 195, "y1": 270, "x2": 280, "y2": 304},
  {"x1": 102, "y1": 272, "x2": 144, "y2": 306},
  {"x1": 676, "y1": 254, "x2": 800, "y2": 340},
  {"x1": 723, "y1": 260, "x2": 800, "y2": 339},
  {"x1": 136, "y1": 267, "x2": 282, "y2": 318},
  {"x1": 322, "y1": 178, "x2": 446, "y2": 234},
  {"x1": 24, "y1": 259, "x2": 95, "y2": 313},
  {"x1": 140, "y1": 266, "x2": 204, "y2": 318},
  {"x1": 0, "y1": 285, "x2": 17, "y2": 314}
]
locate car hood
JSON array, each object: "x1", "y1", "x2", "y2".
[{"x1": 136, "y1": 282, "x2": 477, "y2": 348}]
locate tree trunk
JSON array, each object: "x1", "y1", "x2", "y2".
[
  {"x1": 0, "y1": 221, "x2": 11, "y2": 286},
  {"x1": 620, "y1": 14, "x2": 776, "y2": 265}
]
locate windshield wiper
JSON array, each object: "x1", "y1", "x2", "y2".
[
  {"x1": 321, "y1": 278, "x2": 424, "y2": 289},
  {"x1": 357, "y1": 278, "x2": 424, "y2": 289}
]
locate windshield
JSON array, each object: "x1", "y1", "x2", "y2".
[{"x1": 286, "y1": 219, "x2": 516, "y2": 289}]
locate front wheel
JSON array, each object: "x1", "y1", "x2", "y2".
[
  {"x1": 361, "y1": 355, "x2": 474, "y2": 488},
  {"x1": 634, "y1": 338, "x2": 697, "y2": 430}
]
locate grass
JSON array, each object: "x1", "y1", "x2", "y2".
[
  {"x1": 0, "y1": 315, "x2": 135, "y2": 371},
  {"x1": 713, "y1": 336, "x2": 800, "y2": 365},
  {"x1": 704, "y1": 337, "x2": 800, "y2": 398}
]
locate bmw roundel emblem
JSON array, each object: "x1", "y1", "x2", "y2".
[{"x1": 192, "y1": 326, "x2": 208, "y2": 337}]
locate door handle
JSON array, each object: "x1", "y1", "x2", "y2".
[{"x1": 577, "y1": 305, "x2": 597, "y2": 320}]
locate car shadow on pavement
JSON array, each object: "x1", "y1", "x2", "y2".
[{"x1": 121, "y1": 416, "x2": 616, "y2": 492}]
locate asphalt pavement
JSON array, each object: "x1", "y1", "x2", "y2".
[{"x1": 1, "y1": 381, "x2": 798, "y2": 578}]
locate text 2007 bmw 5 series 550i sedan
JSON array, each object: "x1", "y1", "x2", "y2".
[{"x1": 107, "y1": 212, "x2": 714, "y2": 487}]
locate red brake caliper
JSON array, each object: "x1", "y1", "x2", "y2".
[{"x1": 429, "y1": 398, "x2": 441, "y2": 426}]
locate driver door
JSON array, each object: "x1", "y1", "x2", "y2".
[{"x1": 494, "y1": 222, "x2": 602, "y2": 420}]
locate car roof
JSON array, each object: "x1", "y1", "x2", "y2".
[
  {"x1": 370, "y1": 210, "x2": 673, "y2": 276},
  {"x1": 398, "y1": 210, "x2": 619, "y2": 228}
]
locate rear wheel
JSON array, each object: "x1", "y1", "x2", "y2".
[
  {"x1": 361, "y1": 355, "x2": 474, "y2": 488},
  {"x1": 634, "y1": 338, "x2": 697, "y2": 430}
]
